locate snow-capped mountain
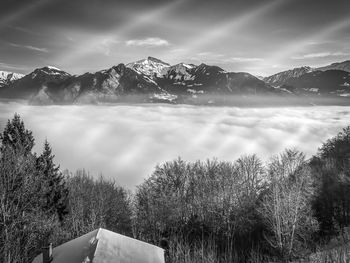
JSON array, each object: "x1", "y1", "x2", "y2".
[
  {"x1": 160, "y1": 63, "x2": 196, "y2": 81},
  {"x1": 264, "y1": 66, "x2": 313, "y2": 86},
  {"x1": 0, "y1": 59, "x2": 287, "y2": 104},
  {"x1": 155, "y1": 62, "x2": 273, "y2": 98},
  {"x1": 0, "y1": 71, "x2": 24, "y2": 87},
  {"x1": 1, "y1": 58, "x2": 350, "y2": 105},
  {"x1": 126, "y1": 57, "x2": 170, "y2": 78},
  {"x1": 30, "y1": 64, "x2": 170, "y2": 104},
  {"x1": 0, "y1": 66, "x2": 71, "y2": 99},
  {"x1": 27, "y1": 66, "x2": 71, "y2": 80}
]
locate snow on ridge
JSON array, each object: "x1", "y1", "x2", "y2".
[
  {"x1": 0, "y1": 71, "x2": 24, "y2": 83},
  {"x1": 126, "y1": 57, "x2": 170, "y2": 77},
  {"x1": 46, "y1": 65, "x2": 62, "y2": 71},
  {"x1": 182, "y1": 63, "x2": 195, "y2": 69},
  {"x1": 162, "y1": 63, "x2": 196, "y2": 81},
  {"x1": 35, "y1": 66, "x2": 70, "y2": 77}
]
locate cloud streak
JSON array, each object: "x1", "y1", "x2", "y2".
[
  {"x1": 0, "y1": 0, "x2": 51, "y2": 29},
  {"x1": 162, "y1": 0, "x2": 287, "y2": 62},
  {"x1": 266, "y1": 17, "x2": 350, "y2": 66},
  {"x1": 94, "y1": 38, "x2": 120, "y2": 56},
  {"x1": 0, "y1": 62, "x2": 30, "y2": 71},
  {"x1": 229, "y1": 57, "x2": 264, "y2": 62},
  {"x1": 1, "y1": 0, "x2": 350, "y2": 75},
  {"x1": 292, "y1": 51, "x2": 350, "y2": 59},
  {"x1": 54, "y1": 0, "x2": 186, "y2": 67},
  {"x1": 9, "y1": 42, "x2": 49, "y2": 53},
  {"x1": 126, "y1": 37, "x2": 170, "y2": 47}
]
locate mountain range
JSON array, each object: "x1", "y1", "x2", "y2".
[{"x1": 1, "y1": 58, "x2": 350, "y2": 105}]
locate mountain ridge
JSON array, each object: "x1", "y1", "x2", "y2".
[{"x1": 1, "y1": 58, "x2": 350, "y2": 105}]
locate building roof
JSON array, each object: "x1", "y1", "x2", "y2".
[{"x1": 32, "y1": 228, "x2": 164, "y2": 263}]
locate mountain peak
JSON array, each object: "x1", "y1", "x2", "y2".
[
  {"x1": 147, "y1": 56, "x2": 169, "y2": 65},
  {"x1": 195, "y1": 63, "x2": 226, "y2": 74},
  {"x1": 34, "y1": 66, "x2": 69, "y2": 74},
  {"x1": 46, "y1": 65, "x2": 62, "y2": 71},
  {"x1": 126, "y1": 57, "x2": 170, "y2": 77},
  {"x1": 27, "y1": 66, "x2": 71, "y2": 80}
]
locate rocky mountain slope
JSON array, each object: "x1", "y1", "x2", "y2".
[
  {"x1": 281, "y1": 70, "x2": 350, "y2": 96},
  {"x1": 264, "y1": 66, "x2": 313, "y2": 86},
  {"x1": 0, "y1": 71, "x2": 24, "y2": 87},
  {"x1": 1, "y1": 58, "x2": 350, "y2": 104},
  {"x1": 0, "y1": 58, "x2": 277, "y2": 104},
  {"x1": 263, "y1": 60, "x2": 350, "y2": 97},
  {"x1": 317, "y1": 60, "x2": 350, "y2": 73},
  {"x1": 126, "y1": 57, "x2": 170, "y2": 78}
]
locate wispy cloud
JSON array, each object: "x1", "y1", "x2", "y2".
[
  {"x1": 9, "y1": 43, "x2": 49, "y2": 53},
  {"x1": 197, "y1": 52, "x2": 224, "y2": 58},
  {"x1": 0, "y1": 0, "x2": 51, "y2": 29},
  {"x1": 126, "y1": 37, "x2": 170, "y2": 47},
  {"x1": 292, "y1": 51, "x2": 350, "y2": 59},
  {"x1": 268, "y1": 17, "x2": 350, "y2": 65},
  {"x1": 191, "y1": 52, "x2": 263, "y2": 64},
  {"x1": 170, "y1": 48, "x2": 187, "y2": 53},
  {"x1": 94, "y1": 38, "x2": 120, "y2": 55},
  {"x1": 229, "y1": 57, "x2": 263, "y2": 62},
  {"x1": 7, "y1": 25, "x2": 40, "y2": 35},
  {"x1": 0, "y1": 62, "x2": 30, "y2": 72},
  {"x1": 163, "y1": 0, "x2": 285, "y2": 62}
]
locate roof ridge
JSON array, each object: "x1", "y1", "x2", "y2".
[{"x1": 88, "y1": 228, "x2": 103, "y2": 262}]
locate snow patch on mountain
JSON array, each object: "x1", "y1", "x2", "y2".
[
  {"x1": 29, "y1": 66, "x2": 71, "y2": 79},
  {"x1": 0, "y1": 71, "x2": 24, "y2": 86},
  {"x1": 126, "y1": 57, "x2": 170, "y2": 77},
  {"x1": 161, "y1": 63, "x2": 196, "y2": 81},
  {"x1": 151, "y1": 93, "x2": 177, "y2": 102},
  {"x1": 46, "y1": 66, "x2": 62, "y2": 71}
]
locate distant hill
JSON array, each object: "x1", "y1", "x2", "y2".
[
  {"x1": 317, "y1": 60, "x2": 350, "y2": 72},
  {"x1": 283, "y1": 70, "x2": 350, "y2": 96},
  {"x1": 263, "y1": 60, "x2": 350, "y2": 98},
  {"x1": 263, "y1": 67, "x2": 313, "y2": 87}
]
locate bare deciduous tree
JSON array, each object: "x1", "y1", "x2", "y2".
[{"x1": 259, "y1": 149, "x2": 318, "y2": 261}]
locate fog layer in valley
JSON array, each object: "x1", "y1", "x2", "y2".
[{"x1": 0, "y1": 101, "x2": 349, "y2": 188}]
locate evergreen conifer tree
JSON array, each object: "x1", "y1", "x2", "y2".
[
  {"x1": 0, "y1": 113, "x2": 34, "y2": 156},
  {"x1": 36, "y1": 140, "x2": 68, "y2": 221}
]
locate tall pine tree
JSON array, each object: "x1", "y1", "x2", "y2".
[
  {"x1": 0, "y1": 114, "x2": 60, "y2": 263},
  {"x1": 36, "y1": 140, "x2": 68, "y2": 221},
  {"x1": 0, "y1": 113, "x2": 34, "y2": 156}
]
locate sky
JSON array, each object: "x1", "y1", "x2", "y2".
[{"x1": 0, "y1": 0, "x2": 350, "y2": 76}]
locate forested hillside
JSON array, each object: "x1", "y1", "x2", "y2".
[{"x1": 1, "y1": 115, "x2": 350, "y2": 262}]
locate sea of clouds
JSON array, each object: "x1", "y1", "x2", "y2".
[{"x1": 0, "y1": 101, "x2": 349, "y2": 189}]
